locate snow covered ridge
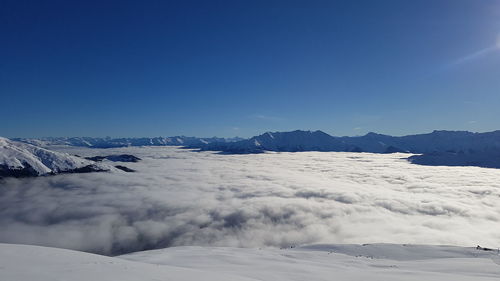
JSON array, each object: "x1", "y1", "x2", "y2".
[
  {"x1": 1, "y1": 243, "x2": 499, "y2": 281},
  {"x1": 13, "y1": 136, "x2": 245, "y2": 148},
  {"x1": 191, "y1": 129, "x2": 500, "y2": 154},
  {"x1": 15, "y1": 130, "x2": 500, "y2": 154},
  {"x1": 185, "y1": 129, "x2": 500, "y2": 168},
  {"x1": 0, "y1": 137, "x2": 111, "y2": 178}
]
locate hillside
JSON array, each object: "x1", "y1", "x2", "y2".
[
  {"x1": 0, "y1": 137, "x2": 109, "y2": 178},
  {"x1": 1, "y1": 243, "x2": 499, "y2": 281}
]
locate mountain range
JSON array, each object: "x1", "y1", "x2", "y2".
[
  {"x1": 187, "y1": 130, "x2": 500, "y2": 168},
  {"x1": 8, "y1": 130, "x2": 500, "y2": 169},
  {"x1": 188, "y1": 129, "x2": 500, "y2": 153},
  {"x1": 13, "y1": 136, "x2": 244, "y2": 148},
  {"x1": 17, "y1": 130, "x2": 500, "y2": 154}
]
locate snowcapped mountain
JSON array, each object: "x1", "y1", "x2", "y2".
[
  {"x1": 194, "y1": 130, "x2": 349, "y2": 153},
  {"x1": 343, "y1": 130, "x2": 500, "y2": 154},
  {"x1": 19, "y1": 130, "x2": 500, "y2": 155},
  {"x1": 14, "y1": 136, "x2": 245, "y2": 148},
  {"x1": 191, "y1": 130, "x2": 500, "y2": 154},
  {"x1": 11, "y1": 130, "x2": 500, "y2": 168},
  {"x1": 249, "y1": 130, "x2": 348, "y2": 152},
  {"x1": 183, "y1": 129, "x2": 500, "y2": 168},
  {"x1": 0, "y1": 137, "x2": 109, "y2": 178}
]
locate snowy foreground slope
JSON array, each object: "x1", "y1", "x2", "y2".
[
  {"x1": 1, "y1": 243, "x2": 500, "y2": 281},
  {"x1": 0, "y1": 137, "x2": 109, "y2": 177}
]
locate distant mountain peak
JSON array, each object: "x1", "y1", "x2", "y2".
[
  {"x1": 187, "y1": 129, "x2": 500, "y2": 161},
  {"x1": 430, "y1": 130, "x2": 472, "y2": 135},
  {"x1": 364, "y1": 132, "x2": 386, "y2": 137}
]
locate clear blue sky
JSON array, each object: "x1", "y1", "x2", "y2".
[{"x1": 2, "y1": 0, "x2": 500, "y2": 138}]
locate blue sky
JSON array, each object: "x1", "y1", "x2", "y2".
[{"x1": 1, "y1": 0, "x2": 500, "y2": 138}]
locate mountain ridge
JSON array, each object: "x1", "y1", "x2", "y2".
[
  {"x1": 189, "y1": 129, "x2": 500, "y2": 153},
  {"x1": 186, "y1": 130, "x2": 500, "y2": 168},
  {"x1": 13, "y1": 136, "x2": 245, "y2": 148},
  {"x1": 0, "y1": 137, "x2": 111, "y2": 178},
  {"x1": 13, "y1": 130, "x2": 500, "y2": 154},
  {"x1": 9, "y1": 130, "x2": 500, "y2": 169}
]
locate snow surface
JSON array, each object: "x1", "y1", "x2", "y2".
[
  {"x1": 0, "y1": 137, "x2": 109, "y2": 176},
  {"x1": 1, "y1": 243, "x2": 499, "y2": 281},
  {"x1": 0, "y1": 243, "x2": 254, "y2": 281}
]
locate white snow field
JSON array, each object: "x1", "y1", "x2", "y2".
[{"x1": 1, "y1": 243, "x2": 499, "y2": 281}]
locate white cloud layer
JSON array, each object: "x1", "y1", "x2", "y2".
[{"x1": 1, "y1": 147, "x2": 500, "y2": 255}]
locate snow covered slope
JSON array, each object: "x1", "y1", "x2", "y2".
[
  {"x1": 0, "y1": 243, "x2": 254, "y2": 281},
  {"x1": 0, "y1": 137, "x2": 108, "y2": 177},
  {"x1": 1, "y1": 243, "x2": 499, "y2": 281},
  {"x1": 122, "y1": 244, "x2": 500, "y2": 281}
]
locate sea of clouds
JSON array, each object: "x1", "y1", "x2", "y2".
[{"x1": 1, "y1": 146, "x2": 499, "y2": 255}]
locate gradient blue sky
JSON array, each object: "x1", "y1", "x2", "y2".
[{"x1": 2, "y1": 0, "x2": 500, "y2": 138}]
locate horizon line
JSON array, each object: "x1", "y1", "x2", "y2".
[{"x1": 5, "y1": 128, "x2": 500, "y2": 140}]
